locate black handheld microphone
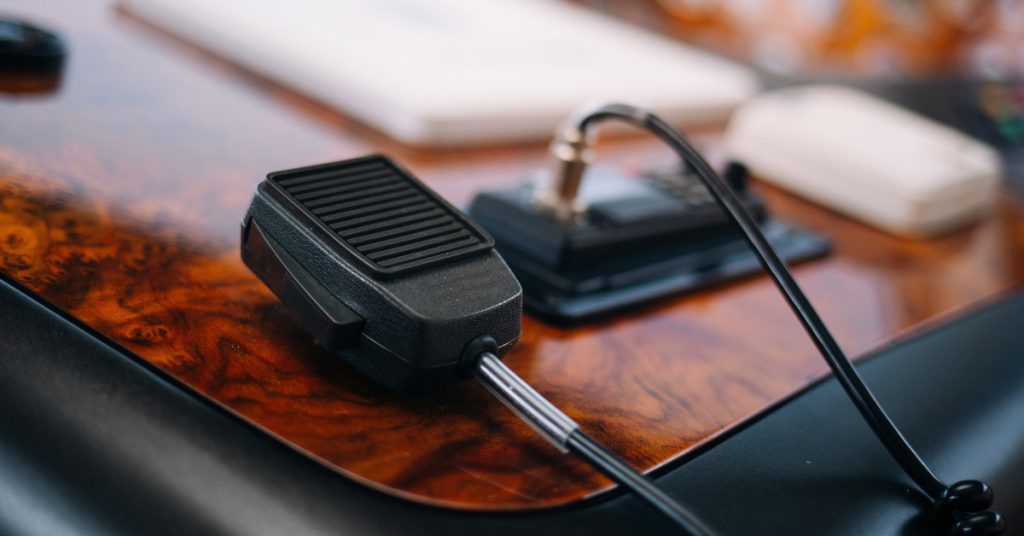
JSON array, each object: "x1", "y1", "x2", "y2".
[
  {"x1": 241, "y1": 155, "x2": 522, "y2": 392},
  {"x1": 241, "y1": 154, "x2": 712, "y2": 535}
]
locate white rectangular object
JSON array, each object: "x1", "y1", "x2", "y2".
[
  {"x1": 119, "y1": 0, "x2": 759, "y2": 147},
  {"x1": 724, "y1": 85, "x2": 1002, "y2": 237}
]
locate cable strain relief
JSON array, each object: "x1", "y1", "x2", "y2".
[{"x1": 458, "y1": 335, "x2": 498, "y2": 378}]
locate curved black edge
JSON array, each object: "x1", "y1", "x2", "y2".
[{"x1": 0, "y1": 275, "x2": 1022, "y2": 535}]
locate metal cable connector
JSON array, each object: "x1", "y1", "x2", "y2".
[
  {"x1": 535, "y1": 102, "x2": 651, "y2": 224},
  {"x1": 535, "y1": 123, "x2": 595, "y2": 224}
]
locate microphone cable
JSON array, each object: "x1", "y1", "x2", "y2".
[{"x1": 545, "y1": 102, "x2": 1004, "y2": 536}]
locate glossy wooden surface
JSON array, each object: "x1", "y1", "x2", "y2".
[{"x1": 3, "y1": 0, "x2": 1024, "y2": 510}]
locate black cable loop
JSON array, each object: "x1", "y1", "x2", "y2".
[{"x1": 570, "y1": 103, "x2": 1004, "y2": 536}]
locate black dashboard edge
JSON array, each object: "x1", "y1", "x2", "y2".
[{"x1": 1, "y1": 276, "x2": 1022, "y2": 535}]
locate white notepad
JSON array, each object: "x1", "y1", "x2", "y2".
[{"x1": 121, "y1": 0, "x2": 759, "y2": 147}]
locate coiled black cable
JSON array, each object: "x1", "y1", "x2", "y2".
[{"x1": 567, "y1": 102, "x2": 1004, "y2": 536}]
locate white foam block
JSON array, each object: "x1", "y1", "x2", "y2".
[{"x1": 725, "y1": 85, "x2": 1002, "y2": 237}]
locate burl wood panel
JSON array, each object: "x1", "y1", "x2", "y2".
[{"x1": 3, "y1": 0, "x2": 1024, "y2": 510}]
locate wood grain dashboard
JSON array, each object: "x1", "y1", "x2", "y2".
[{"x1": 2, "y1": 0, "x2": 1024, "y2": 511}]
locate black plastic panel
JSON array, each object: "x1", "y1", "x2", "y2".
[{"x1": 468, "y1": 164, "x2": 829, "y2": 324}]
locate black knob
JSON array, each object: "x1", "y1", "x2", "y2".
[
  {"x1": 0, "y1": 17, "x2": 66, "y2": 72},
  {"x1": 723, "y1": 161, "x2": 749, "y2": 192}
]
